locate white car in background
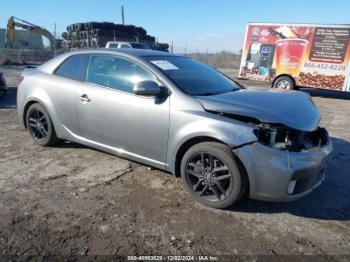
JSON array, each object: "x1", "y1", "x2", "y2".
[{"x1": 105, "y1": 41, "x2": 151, "y2": 50}]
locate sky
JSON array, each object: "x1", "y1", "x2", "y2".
[{"x1": 1, "y1": 0, "x2": 349, "y2": 53}]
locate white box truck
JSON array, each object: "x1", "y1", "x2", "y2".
[{"x1": 239, "y1": 23, "x2": 350, "y2": 92}]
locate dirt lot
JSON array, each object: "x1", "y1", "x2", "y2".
[{"x1": 0, "y1": 65, "x2": 350, "y2": 258}]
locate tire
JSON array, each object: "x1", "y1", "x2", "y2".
[
  {"x1": 86, "y1": 22, "x2": 100, "y2": 30},
  {"x1": 75, "y1": 23, "x2": 84, "y2": 31},
  {"x1": 273, "y1": 75, "x2": 295, "y2": 90},
  {"x1": 67, "y1": 25, "x2": 75, "y2": 33},
  {"x1": 101, "y1": 22, "x2": 115, "y2": 30},
  {"x1": 26, "y1": 103, "x2": 59, "y2": 146},
  {"x1": 61, "y1": 32, "x2": 69, "y2": 40},
  {"x1": 180, "y1": 142, "x2": 247, "y2": 209},
  {"x1": 136, "y1": 27, "x2": 147, "y2": 36},
  {"x1": 0, "y1": 88, "x2": 6, "y2": 100}
]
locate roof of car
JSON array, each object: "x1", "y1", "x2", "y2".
[
  {"x1": 68, "y1": 48, "x2": 182, "y2": 58},
  {"x1": 107, "y1": 41, "x2": 142, "y2": 44},
  {"x1": 38, "y1": 49, "x2": 184, "y2": 74}
]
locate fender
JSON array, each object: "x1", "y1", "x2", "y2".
[
  {"x1": 22, "y1": 90, "x2": 74, "y2": 141},
  {"x1": 166, "y1": 113, "x2": 257, "y2": 174}
]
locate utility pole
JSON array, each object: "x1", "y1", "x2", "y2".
[{"x1": 121, "y1": 5, "x2": 125, "y2": 25}]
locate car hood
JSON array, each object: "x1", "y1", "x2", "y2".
[{"x1": 196, "y1": 89, "x2": 320, "y2": 131}]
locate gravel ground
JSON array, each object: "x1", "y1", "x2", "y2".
[{"x1": 0, "y1": 66, "x2": 349, "y2": 258}]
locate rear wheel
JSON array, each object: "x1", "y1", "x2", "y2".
[
  {"x1": 26, "y1": 103, "x2": 59, "y2": 146},
  {"x1": 180, "y1": 142, "x2": 247, "y2": 209},
  {"x1": 273, "y1": 75, "x2": 295, "y2": 90}
]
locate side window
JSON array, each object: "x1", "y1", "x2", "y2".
[
  {"x1": 55, "y1": 54, "x2": 90, "y2": 81},
  {"x1": 86, "y1": 55, "x2": 157, "y2": 93},
  {"x1": 120, "y1": 44, "x2": 131, "y2": 48}
]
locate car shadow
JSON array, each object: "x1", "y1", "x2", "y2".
[
  {"x1": 230, "y1": 136, "x2": 350, "y2": 221},
  {"x1": 300, "y1": 88, "x2": 350, "y2": 100},
  {"x1": 0, "y1": 87, "x2": 17, "y2": 109},
  {"x1": 55, "y1": 137, "x2": 350, "y2": 221},
  {"x1": 54, "y1": 140, "x2": 88, "y2": 149}
]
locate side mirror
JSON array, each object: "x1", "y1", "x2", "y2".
[{"x1": 133, "y1": 80, "x2": 161, "y2": 96}]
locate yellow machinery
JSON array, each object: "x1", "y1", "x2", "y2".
[{"x1": 6, "y1": 16, "x2": 54, "y2": 50}]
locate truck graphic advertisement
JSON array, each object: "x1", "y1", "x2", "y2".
[{"x1": 239, "y1": 23, "x2": 350, "y2": 92}]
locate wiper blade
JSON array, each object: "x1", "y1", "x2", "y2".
[
  {"x1": 195, "y1": 92, "x2": 220, "y2": 96},
  {"x1": 196, "y1": 89, "x2": 239, "y2": 96}
]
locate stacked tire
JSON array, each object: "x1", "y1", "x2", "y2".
[
  {"x1": 62, "y1": 22, "x2": 169, "y2": 52},
  {"x1": 0, "y1": 72, "x2": 6, "y2": 100}
]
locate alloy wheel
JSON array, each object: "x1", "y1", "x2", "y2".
[
  {"x1": 28, "y1": 109, "x2": 49, "y2": 140},
  {"x1": 185, "y1": 152, "x2": 233, "y2": 202}
]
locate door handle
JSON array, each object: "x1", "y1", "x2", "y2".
[{"x1": 78, "y1": 94, "x2": 90, "y2": 102}]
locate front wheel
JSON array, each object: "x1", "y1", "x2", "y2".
[
  {"x1": 273, "y1": 75, "x2": 295, "y2": 90},
  {"x1": 180, "y1": 142, "x2": 247, "y2": 209}
]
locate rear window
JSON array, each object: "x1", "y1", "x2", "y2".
[
  {"x1": 130, "y1": 43, "x2": 150, "y2": 49},
  {"x1": 108, "y1": 43, "x2": 118, "y2": 48},
  {"x1": 55, "y1": 54, "x2": 90, "y2": 81}
]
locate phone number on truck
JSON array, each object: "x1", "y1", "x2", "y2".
[{"x1": 303, "y1": 62, "x2": 346, "y2": 72}]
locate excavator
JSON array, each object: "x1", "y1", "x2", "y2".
[{"x1": 6, "y1": 16, "x2": 54, "y2": 50}]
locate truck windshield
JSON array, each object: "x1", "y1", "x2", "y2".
[{"x1": 146, "y1": 56, "x2": 240, "y2": 95}]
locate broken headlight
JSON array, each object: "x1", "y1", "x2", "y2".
[{"x1": 254, "y1": 124, "x2": 328, "y2": 152}]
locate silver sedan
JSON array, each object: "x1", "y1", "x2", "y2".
[{"x1": 17, "y1": 49, "x2": 332, "y2": 209}]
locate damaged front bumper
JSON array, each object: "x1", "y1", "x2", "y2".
[{"x1": 233, "y1": 131, "x2": 333, "y2": 202}]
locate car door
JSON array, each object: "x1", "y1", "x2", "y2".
[
  {"x1": 76, "y1": 54, "x2": 170, "y2": 168},
  {"x1": 49, "y1": 54, "x2": 90, "y2": 136}
]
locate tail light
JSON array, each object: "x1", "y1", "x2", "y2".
[{"x1": 19, "y1": 75, "x2": 24, "y2": 85}]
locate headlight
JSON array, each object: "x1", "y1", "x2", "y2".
[{"x1": 254, "y1": 124, "x2": 328, "y2": 152}]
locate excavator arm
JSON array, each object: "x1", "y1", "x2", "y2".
[{"x1": 6, "y1": 16, "x2": 54, "y2": 50}]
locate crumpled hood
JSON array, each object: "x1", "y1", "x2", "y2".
[{"x1": 196, "y1": 89, "x2": 320, "y2": 131}]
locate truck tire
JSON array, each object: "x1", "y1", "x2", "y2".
[{"x1": 273, "y1": 75, "x2": 295, "y2": 90}]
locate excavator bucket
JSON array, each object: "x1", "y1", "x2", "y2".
[{"x1": 6, "y1": 16, "x2": 15, "y2": 48}]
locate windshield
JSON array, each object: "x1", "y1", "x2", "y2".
[
  {"x1": 146, "y1": 56, "x2": 240, "y2": 95},
  {"x1": 130, "y1": 43, "x2": 151, "y2": 49}
]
